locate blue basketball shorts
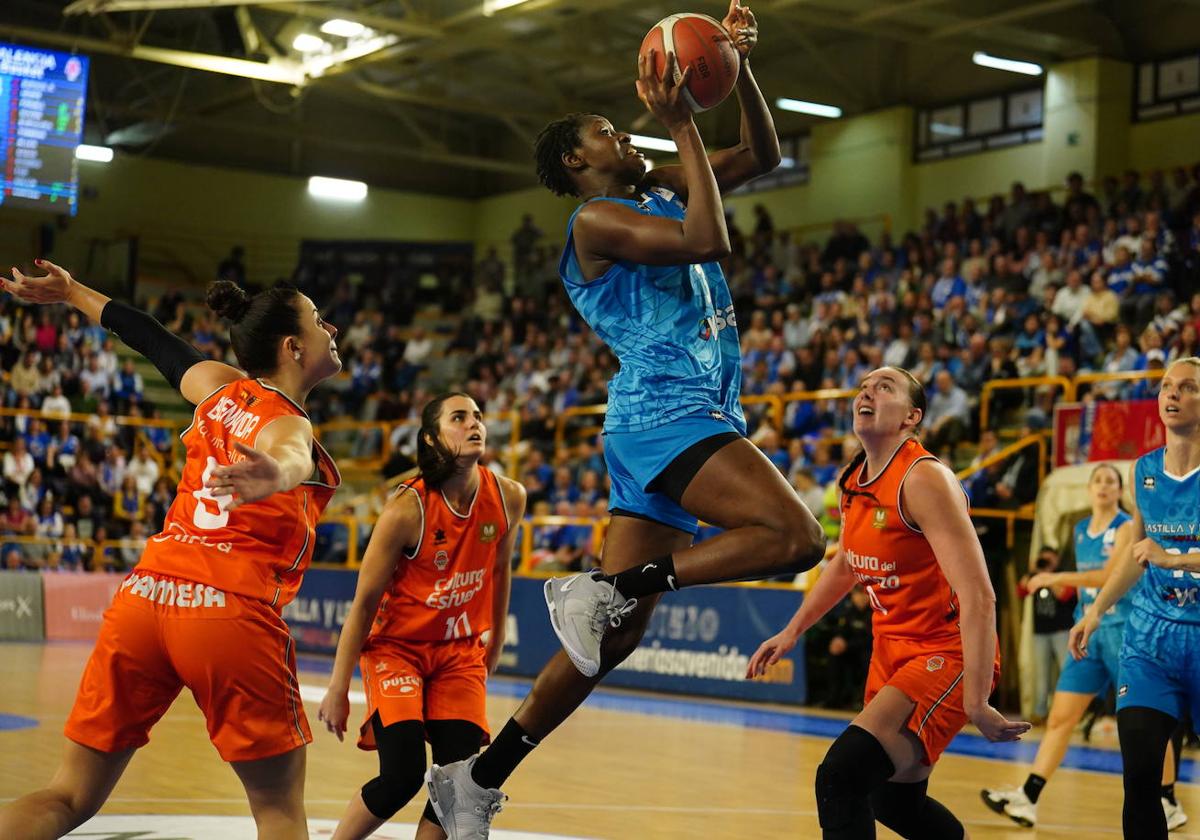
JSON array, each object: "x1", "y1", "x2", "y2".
[
  {"x1": 603, "y1": 412, "x2": 742, "y2": 535},
  {"x1": 1116, "y1": 608, "x2": 1200, "y2": 722},
  {"x1": 1056, "y1": 620, "x2": 1123, "y2": 696}
]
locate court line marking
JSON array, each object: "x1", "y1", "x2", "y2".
[
  {"x1": 19, "y1": 797, "x2": 1200, "y2": 837},
  {"x1": 293, "y1": 657, "x2": 1195, "y2": 783}
]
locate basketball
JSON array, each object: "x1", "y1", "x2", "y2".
[{"x1": 639, "y1": 13, "x2": 740, "y2": 113}]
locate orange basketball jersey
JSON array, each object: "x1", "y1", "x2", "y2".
[
  {"x1": 368, "y1": 466, "x2": 511, "y2": 644},
  {"x1": 135, "y1": 378, "x2": 340, "y2": 609},
  {"x1": 839, "y1": 437, "x2": 962, "y2": 643}
]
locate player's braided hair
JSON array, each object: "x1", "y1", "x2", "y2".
[
  {"x1": 837, "y1": 367, "x2": 928, "y2": 508},
  {"x1": 534, "y1": 113, "x2": 589, "y2": 197},
  {"x1": 417, "y1": 392, "x2": 473, "y2": 490}
]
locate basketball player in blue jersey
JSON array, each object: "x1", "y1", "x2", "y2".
[
  {"x1": 1071, "y1": 357, "x2": 1200, "y2": 839},
  {"x1": 982, "y1": 463, "x2": 1187, "y2": 831},
  {"x1": 425, "y1": 4, "x2": 825, "y2": 837}
]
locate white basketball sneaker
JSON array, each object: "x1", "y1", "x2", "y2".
[
  {"x1": 426, "y1": 756, "x2": 506, "y2": 840},
  {"x1": 544, "y1": 570, "x2": 637, "y2": 677},
  {"x1": 980, "y1": 785, "x2": 1037, "y2": 828},
  {"x1": 1164, "y1": 796, "x2": 1188, "y2": 831}
]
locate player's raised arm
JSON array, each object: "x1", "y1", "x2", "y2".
[
  {"x1": 2, "y1": 260, "x2": 241, "y2": 404},
  {"x1": 648, "y1": 1, "x2": 780, "y2": 199}
]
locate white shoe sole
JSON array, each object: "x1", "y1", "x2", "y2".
[
  {"x1": 425, "y1": 765, "x2": 459, "y2": 839},
  {"x1": 1168, "y1": 810, "x2": 1188, "y2": 831},
  {"x1": 979, "y1": 790, "x2": 1034, "y2": 828},
  {"x1": 544, "y1": 580, "x2": 600, "y2": 678}
]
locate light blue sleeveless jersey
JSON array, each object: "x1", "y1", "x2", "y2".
[
  {"x1": 1073, "y1": 510, "x2": 1132, "y2": 624},
  {"x1": 559, "y1": 187, "x2": 746, "y2": 435},
  {"x1": 1131, "y1": 448, "x2": 1200, "y2": 624}
]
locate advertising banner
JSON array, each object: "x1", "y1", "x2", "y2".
[
  {"x1": 284, "y1": 570, "x2": 808, "y2": 705},
  {"x1": 1054, "y1": 400, "x2": 1165, "y2": 467},
  {"x1": 0, "y1": 571, "x2": 43, "y2": 640},
  {"x1": 41, "y1": 572, "x2": 122, "y2": 640}
]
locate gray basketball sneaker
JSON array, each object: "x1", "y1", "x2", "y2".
[
  {"x1": 426, "y1": 756, "x2": 506, "y2": 840},
  {"x1": 545, "y1": 570, "x2": 638, "y2": 677}
]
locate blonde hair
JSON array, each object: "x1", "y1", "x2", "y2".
[{"x1": 1170, "y1": 356, "x2": 1200, "y2": 371}]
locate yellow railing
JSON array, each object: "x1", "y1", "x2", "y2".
[
  {"x1": 0, "y1": 534, "x2": 153, "y2": 571},
  {"x1": 518, "y1": 515, "x2": 606, "y2": 573},
  {"x1": 0, "y1": 406, "x2": 181, "y2": 432},
  {"x1": 978, "y1": 375, "x2": 1074, "y2": 432},
  {"x1": 1073, "y1": 368, "x2": 1165, "y2": 395},
  {"x1": 954, "y1": 431, "x2": 1051, "y2": 488}
]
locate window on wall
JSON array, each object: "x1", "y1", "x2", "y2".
[
  {"x1": 1136, "y1": 52, "x2": 1200, "y2": 121},
  {"x1": 732, "y1": 134, "x2": 810, "y2": 194},
  {"x1": 915, "y1": 87, "x2": 1043, "y2": 162}
]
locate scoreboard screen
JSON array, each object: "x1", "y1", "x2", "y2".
[{"x1": 0, "y1": 42, "x2": 89, "y2": 216}]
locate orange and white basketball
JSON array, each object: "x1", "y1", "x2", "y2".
[{"x1": 639, "y1": 13, "x2": 740, "y2": 113}]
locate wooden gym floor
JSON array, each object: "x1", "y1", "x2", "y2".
[{"x1": 0, "y1": 641, "x2": 1194, "y2": 839}]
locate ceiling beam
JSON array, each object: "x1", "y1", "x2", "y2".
[
  {"x1": 266, "y1": 2, "x2": 444, "y2": 39},
  {"x1": 928, "y1": 0, "x2": 1095, "y2": 40},
  {"x1": 345, "y1": 77, "x2": 557, "y2": 123},
  {"x1": 102, "y1": 103, "x2": 533, "y2": 175},
  {"x1": 853, "y1": 0, "x2": 948, "y2": 24},
  {"x1": 64, "y1": 0, "x2": 325, "y2": 13},
  {"x1": 0, "y1": 21, "x2": 306, "y2": 84}
]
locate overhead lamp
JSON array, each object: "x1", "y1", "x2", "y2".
[
  {"x1": 482, "y1": 0, "x2": 531, "y2": 16},
  {"x1": 75, "y1": 144, "x2": 114, "y2": 163},
  {"x1": 972, "y1": 51, "x2": 1043, "y2": 76},
  {"x1": 308, "y1": 176, "x2": 368, "y2": 201},
  {"x1": 775, "y1": 98, "x2": 842, "y2": 118},
  {"x1": 320, "y1": 19, "x2": 366, "y2": 38},
  {"x1": 292, "y1": 33, "x2": 327, "y2": 53}
]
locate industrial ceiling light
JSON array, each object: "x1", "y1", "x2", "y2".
[{"x1": 972, "y1": 51, "x2": 1043, "y2": 76}]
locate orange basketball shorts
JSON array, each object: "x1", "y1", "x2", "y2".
[
  {"x1": 357, "y1": 635, "x2": 490, "y2": 750},
  {"x1": 64, "y1": 571, "x2": 311, "y2": 762},
  {"x1": 864, "y1": 634, "x2": 1001, "y2": 765}
]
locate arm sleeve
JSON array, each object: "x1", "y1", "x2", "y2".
[{"x1": 99, "y1": 300, "x2": 207, "y2": 390}]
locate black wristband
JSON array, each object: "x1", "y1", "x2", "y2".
[{"x1": 99, "y1": 299, "x2": 207, "y2": 391}]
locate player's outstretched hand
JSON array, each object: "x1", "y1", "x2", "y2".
[
  {"x1": 1, "y1": 259, "x2": 75, "y2": 305},
  {"x1": 203, "y1": 442, "x2": 284, "y2": 508},
  {"x1": 746, "y1": 628, "x2": 798, "y2": 679},
  {"x1": 317, "y1": 688, "x2": 350, "y2": 742},
  {"x1": 636, "y1": 48, "x2": 694, "y2": 131},
  {"x1": 969, "y1": 704, "x2": 1031, "y2": 743},
  {"x1": 1068, "y1": 611, "x2": 1100, "y2": 660},
  {"x1": 722, "y1": 0, "x2": 758, "y2": 59}
]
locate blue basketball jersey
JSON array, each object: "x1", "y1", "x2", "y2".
[
  {"x1": 1073, "y1": 510, "x2": 1132, "y2": 624},
  {"x1": 1131, "y1": 448, "x2": 1200, "y2": 624},
  {"x1": 559, "y1": 187, "x2": 746, "y2": 435}
]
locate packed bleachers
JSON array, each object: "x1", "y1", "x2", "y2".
[{"x1": 4, "y1": 165, "x2": 1200, "y2": 575}]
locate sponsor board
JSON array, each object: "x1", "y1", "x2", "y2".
[
  {"x1": 282, "y1": 570, "x2": 807, "y2": 705},
  {"x1": 42, "y1": 571, "x2": 123, "y2": 640},
  {"x1": 0, "y1": 571, "x2": 43, "y2": 640},
  {"x1": 505, "y1": 577, "x2": 807, "y2": 705}
]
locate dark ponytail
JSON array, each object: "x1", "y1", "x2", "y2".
[
  {"x1": 838, "y1": 449, "x2": 881, "y2": 508},
  {"x1": 416, "y1": 391, "x2": 473, "y2": 490},
  {"x1": 206, "y1": 280, "x2": 303, "y2": 378}
]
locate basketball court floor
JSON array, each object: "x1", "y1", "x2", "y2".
[{"x1": 1, "y1": 641, "x2": 1192, "y2": 839}]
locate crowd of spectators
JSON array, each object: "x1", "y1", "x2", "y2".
[
  {"x1": 0, "y1": 293, "x2": 179, "y2": 572},
  {"x1": 7, "y1": 165, "x2": 1200, "y2": 576}
]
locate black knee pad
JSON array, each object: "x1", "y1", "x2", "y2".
[
  {"x1": 815, "y1": 725, "x2": 895, "y2": 835},
  {"x1": 426, "y1": 719, "x2": 486, "y2": 766},
  {"x1": 361, "y1": 717, "x2": 427, "y2": 820},
  {"x1": 871, "y1": 780, "x2": 964, "y2": 840},
  {"x1": 361, "y1": 769, "x2": 426, "y2": 820}
]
